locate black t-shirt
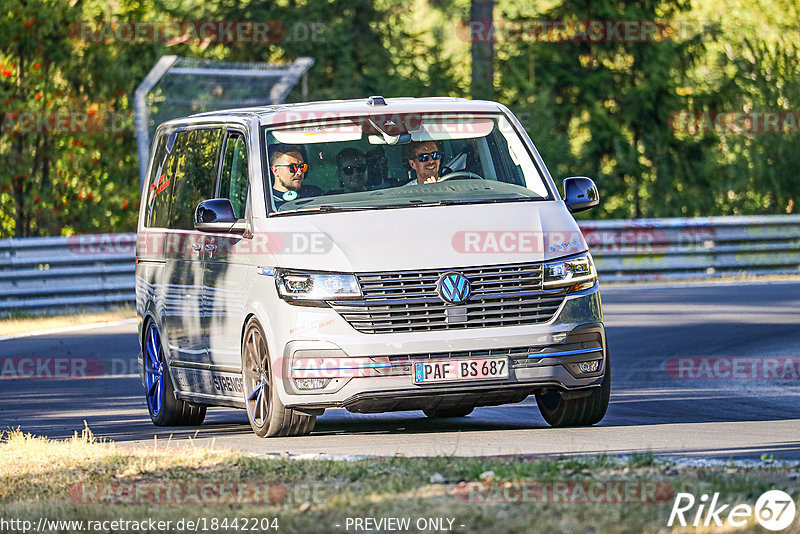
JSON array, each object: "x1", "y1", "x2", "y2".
[{"x1": 271, "y1": 184, "x2": 323, "y2": 210}]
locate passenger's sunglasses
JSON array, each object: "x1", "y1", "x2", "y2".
[
  {"x1": 274, "y1": 163, "x2": 308, "y2": 173},
  {"x1": 340, "y1": 165, "x2": 366, "y2": 176},
  {"x1": 414, "y1": 151, "x2": 442, "y2": 162}
]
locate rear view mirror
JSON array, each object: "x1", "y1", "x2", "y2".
[
  {"x1": 194, "y1": 199, "x2": 245, "y2": 234},
  {"x1": 563, "y1": 177, "x2": 599, "y2": 213},
  {"x1": 367, "y1": 133, "x2": 412, "y2": 145}
]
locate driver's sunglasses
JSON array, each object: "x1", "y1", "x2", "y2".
[
  {"x1": 341, "y1": 164, "x2": 366, "y2": 176},
  {"x1": 274, "y1": 163, "x2": 308, "y2": 173},
  {"x1": 415, "y1": 151, "x2": 442, "y2": 162}
]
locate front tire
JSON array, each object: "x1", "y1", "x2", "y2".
[
  {"x1": 143, "y1": 321, "x2": 206, "y2": 426},
  {"x1": 241, "y1": 318, "x2": 316, "y2": 437},
  {"x1": 535, "y1": 359, "x2": 610, "y2": 427}
]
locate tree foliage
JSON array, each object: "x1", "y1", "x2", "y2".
[{"x1": 0, "y1": 0, "x2": 797, "y2": 237}]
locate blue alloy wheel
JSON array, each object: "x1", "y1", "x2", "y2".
[
  {"x1": 142, "y1": 320, "x2": 207, "y2": 426},
  {"x1": 144, "y1": 322, "x2": 164, "y2": 416}
]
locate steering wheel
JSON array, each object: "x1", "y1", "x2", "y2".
[{"x1": 437, "y1": 171, "x2": 484, "y2": 182}]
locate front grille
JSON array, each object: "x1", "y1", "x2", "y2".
[
  {"x1": 387, "y1": 346, "x2": 533, "y2": 363},
  {"x1": 329, "y1": 262, "x2": 567, "y2": 333}
]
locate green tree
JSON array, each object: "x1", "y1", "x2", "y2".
[
  {"x1": 187, "y1": 0, "x2": 463, "y2": 100},
  {"x1": 2, "y1": 0, "x2": 798, "y2": 238},
  {"x1": 470, "y1": 0, "x2": 494, "y2": 100},
  {"x1": 0, "y1": 0, "x2": 163, "y2": 238},
  {"x1": 699, "y1": 37, "x2": 800, "y2": 214},
  {"x1": 496, "y1": 0, "x2": 715, "y2": 219}
]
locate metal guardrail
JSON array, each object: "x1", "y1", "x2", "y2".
[
  {"x1": 1, "y1": 215, "x2": 799, "y2": 314},
  {"x1": 0, "y1": 234, "x2": 136, "y2": 313},
  {"x1": 581, "y1": 215, "x2": 800, "y2": 282}
]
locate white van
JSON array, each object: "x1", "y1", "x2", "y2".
[{"x1": 136, "y1": 96, "x2": 608, "y2": 437}]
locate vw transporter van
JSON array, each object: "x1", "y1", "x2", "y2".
[{"x1": 136, "y1": 96, "x2": 608, "y2": 437}]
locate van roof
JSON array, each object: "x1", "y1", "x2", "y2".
[{"x1": 174, "y1": 96, "x2": 506, "y2": 126}]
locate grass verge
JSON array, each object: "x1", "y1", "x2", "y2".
[
  {"x1": 1, "y1": 427, "x2": 798, "y2": 533},
  {"x1": 0, "y1": 307, "x2": 135, "y2": 337}
]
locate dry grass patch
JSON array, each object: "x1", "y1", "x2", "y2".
[
  {"x1": 0, "y1": 307, "x2": 136, "y2": 337},
  {"x1": 0, "y1": 425, "x2": 236, "y2": 503},
  {"x1": 1, "y1": 428, "x2": 798, "y2": 533}
]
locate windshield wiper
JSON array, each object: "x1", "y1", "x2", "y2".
[
  {"x1": 271, "y1": 197, "x2": 544, "y2": 215},
  {"x1": 413, "y1": 199, "x2": 473, "y2": 206},
  {"x1": 408, "y1": 198, "x2": 539, "y2": 207},
  {"x1": 271, "y1": 205, "x2": 375, "y2": 216},
  {"x1": 472, "y1": 197, "x2": 542, "y2": 204}
]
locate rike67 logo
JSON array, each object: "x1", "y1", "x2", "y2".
[{"x1": 669, "y1": 490, "x2": 796, "y2": 531}]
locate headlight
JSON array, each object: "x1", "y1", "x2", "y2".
[
  {"x1": 276, "y1": 270, "x2": 361, "y2": 303},
  {"x1": 544, "y1": 253, "x2": 597, "y2": 291}
]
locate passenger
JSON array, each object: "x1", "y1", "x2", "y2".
[
  {"x1": 336, "y1": 148, "x2": 368, "y2": 193},
  {"x1": 405, "y1": 140, "x2": 442, "y2": 185},
  {"x1": 268, "y1": 144, "x2": 321, "y2": 209}
]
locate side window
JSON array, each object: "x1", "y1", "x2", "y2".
[
  {"x1": 144, "y1": 133, "x2": 175, "y2": 228},
  {"x1": 168, "y1": 128, "x2": 224, "y2": 230},
  {"x1": 218, "y1": 133, "x2": 249, "y2": 219}
]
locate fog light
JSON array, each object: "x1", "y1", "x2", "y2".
[
  {"x1": 578, "y1": 360, "x2": 601, "y2": 373},
  {"x1": 294, "y1": 378, "x2": 330, "y2": 390}
]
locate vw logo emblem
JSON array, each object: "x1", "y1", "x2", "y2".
[{"x1": 438, "y1": 272, "x2": 471, "y2": 304}]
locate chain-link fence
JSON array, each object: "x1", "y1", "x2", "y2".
[{"x1": 134, "y1": 55, "x2": 314, "y2": 187}]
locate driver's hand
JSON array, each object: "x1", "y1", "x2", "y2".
[{"x1": 423, "y1": 176, "x2": 438, "y2": 184}]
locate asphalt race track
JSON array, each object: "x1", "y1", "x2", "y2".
[{"x1": 1, "y1": 280, "x2": 798, "y2": 461}]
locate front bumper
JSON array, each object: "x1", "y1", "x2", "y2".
[{"x1": 277, "y1": 288, "x2": 607, "y2": 413}]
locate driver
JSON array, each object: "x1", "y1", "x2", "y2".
[
  {"x1": 405, "y1": 141, "x2": 442, "y2": 185},
  {"x1": 269, "y1": 144, "x2": 322, "y2": 209}
]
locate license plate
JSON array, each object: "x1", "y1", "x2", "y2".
[{"x1": 413, "y1": 358, "x2": 509, "y2": 384}]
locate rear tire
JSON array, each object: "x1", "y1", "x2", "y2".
[
  {"x1": 535, "y1": 358, "x2": 610, "y2": 427},
  {"x1": 423, "y1": 406, "x2": 474, "y2": 418},
  {"x1": 143, "y1": 321, "x2": 206, "y2": 426},
  {"x1": 241, "y1": 318, "x2": 316, "y2": 437}
]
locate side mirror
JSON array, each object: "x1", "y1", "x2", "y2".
[
  {"x1": 194, "y1": 199, "x2": 245, "y2": 234},
  {"x1": 563, "y1": 177, "x2": 599, "y2": 213}
]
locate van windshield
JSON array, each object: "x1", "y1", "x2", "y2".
[{"x1": 263, "y1": 112, "x2": 552, "y2": 214}]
